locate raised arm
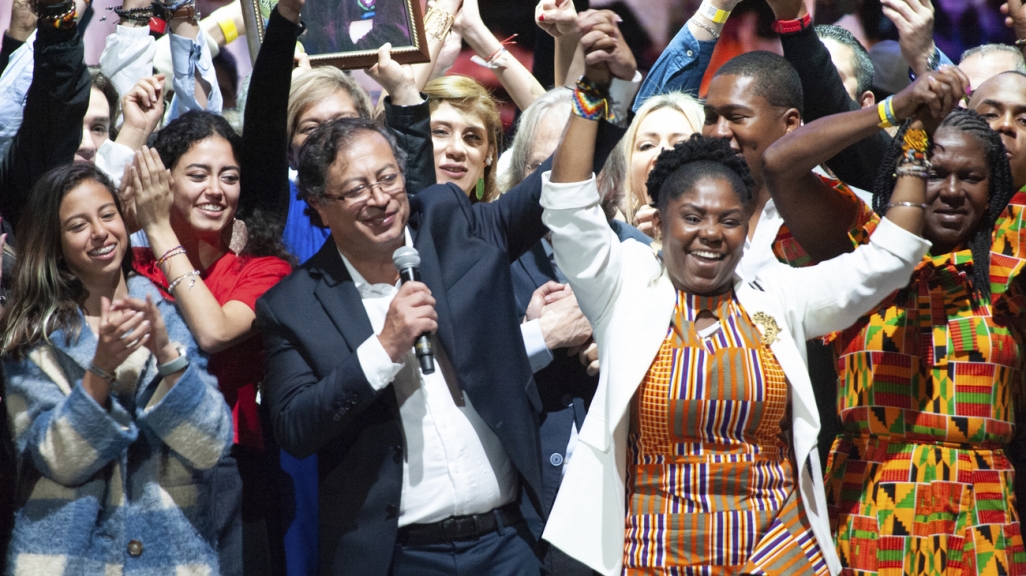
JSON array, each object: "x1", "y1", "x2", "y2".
[
  {"x1": 454, "y1": 0, "x2": 545, "y2": 111},
  {"x1": 237, "y1": 0, "x2": 303, "y2": 222},
  {"x1": 763, "y1": 66, "x2": 969, "y2": 262},
  {"x1": 166, "y1": 9, "x2": 223, "y2": 118},
  {"x1": 633, "y1": 0, "x2": 737, "y2": 110},
  {"x1": 0, "y1": 7, "x2": 90, "y2": 233},
  {"x1": 98, "y1": 0, "x2": 157, "y2": 101}
]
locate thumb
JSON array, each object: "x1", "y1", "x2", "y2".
[{"x1": 377, "y1": 42, "x2": 394, "y2": 67}]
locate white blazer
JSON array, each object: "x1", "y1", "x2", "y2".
[{"x1": 538, "y1": 174, "x2": 931, "y2": 576}]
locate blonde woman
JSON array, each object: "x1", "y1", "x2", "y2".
[
  {"x1": 614, "y1": 92, "x2": 704, "y2": 237},
  {"x1": 423, "y1": 75, "x2": 504, "y2": 203}
]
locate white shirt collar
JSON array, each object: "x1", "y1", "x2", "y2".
[{"x1": 337, "y1": 227, "x2": 414, "y2": 298}]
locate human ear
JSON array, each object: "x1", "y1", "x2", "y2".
[
  {"x1": 782, "y1": 108, "x2": 802, "y2": 134},
  {"x1": 859, "y1": 90, "x2": 876, "y2": 109}
]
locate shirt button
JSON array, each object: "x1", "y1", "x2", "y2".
[
  {"x1": 687, "y1": 50, "x2": 694, "y2": 57},
  {"x1": 562, "y1": 394, "x2": 573, "y2": 407},
  {"x1": 127, "y1": 539, "x2": 143, "y2": 557},
  {"x1": 549, "y1": 453, "x2": 564, "y2": 467}
]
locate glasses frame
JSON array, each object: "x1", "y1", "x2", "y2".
[{"x1": 321, "y1": 172, "x2": 406, "y2": 204}]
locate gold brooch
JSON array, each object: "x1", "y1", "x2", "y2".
[{"x1": 751, "y1": 312, "x2": 781, "y2": 345}]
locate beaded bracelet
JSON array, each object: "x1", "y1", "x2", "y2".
[
  {"x1": 113, "y1": 6, "x2": 152, "y2": 23},
  {"x1": 572, "y1": 76, "x2": 614, "y2": 122},
  {"x1": 155, "y1": 245, "x2": 186, "y2": 268},
  {"x1": 168, "y1": 270, "x2": 200, "y2": 294},
  {"x1": 902, "y1": 127, "x2": 929, "y2": 153},
  {"x1": 37, "y1": 1, "x2": 77, "y2": 29}
]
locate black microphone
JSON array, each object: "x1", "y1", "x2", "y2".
[{"x1": 392, "y1": 247, "x2": 435, "y2": 374}]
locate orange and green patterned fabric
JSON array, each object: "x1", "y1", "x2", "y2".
[
  {"x1": 623, "y1": 290, "x2": 829, "y2": 575},
  {"x1": 822, "y1": 190, "x2": 1026, "y2": 576}
]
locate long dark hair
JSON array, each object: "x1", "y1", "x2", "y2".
[
  {"x1": 0, "y1": 164, "x2": 134, "y2": 358},
  {"x1": 872, "y1": 109, "x2": 1016, "y2": 300},
  {"x1": 153, "y1": 111, "x2": 294, "y2": 265}
]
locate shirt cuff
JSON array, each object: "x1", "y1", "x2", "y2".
[
  {"x1": 608, "y1": 71, "x2": 642, "y2": 127},
  {"x1": 357, "y1": 335, "x2": 404, "y2": 391},
  {"x1": 521, "y1": 319, "x2": 554, "y2": 373}
]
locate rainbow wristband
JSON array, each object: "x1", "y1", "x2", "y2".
[{"x1": 573, "y1": 77, "x2": 614, "y2": 122}]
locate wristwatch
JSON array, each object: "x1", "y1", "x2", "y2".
[
  {"x1": 771, "y1": 13, "x2": 811, "y2": 35},
  {"x1": 909, "y1": 47, "x2": 940, "y2": 80},
  {"x1": 158, "y1": 345, "x2": 189, "y2": 377}
]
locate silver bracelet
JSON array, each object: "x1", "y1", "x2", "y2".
[
  {"x1": 689, "y1": 17, "x2": 720, "y2": 39},
  {"x1": 88, "y1": 362, "x2": 116, "y2": 384},
  {"x1": 885, "y1": 201, "x2": 928, "y2": 210},
  {"x1": 168, "y1": 270, "x2": 200, "y2": 294}
]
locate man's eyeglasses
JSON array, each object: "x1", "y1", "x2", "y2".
[{"x1": 323, "y1": 172, "x2": 405, "y2": 203}]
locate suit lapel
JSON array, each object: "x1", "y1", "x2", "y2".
[
  {"x1": 409, "y1": 219, "x2": 457, "y2": 364},
  {"x1": 309, "y1": 239, "x2": 375, "y2": 351}
]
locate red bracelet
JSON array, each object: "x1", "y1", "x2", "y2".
[{"x1": 771, "y1": 13, "x2": 811, "y2": 35}]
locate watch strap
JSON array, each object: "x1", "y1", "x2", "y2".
[
  {"x1": 771, "y1": 13, "x2": 812, "y2": 35},
  {"x1": 158, "y1": 346, "x2": 189, "y2": 377}
]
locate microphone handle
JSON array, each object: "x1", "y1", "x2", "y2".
[{"x1": 398, "y1": 265, "x2": 435, "y2": 374}]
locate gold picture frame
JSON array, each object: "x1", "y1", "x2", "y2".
[{"x1": 241, "y1": 0, "x2": 431, "y2": 70}]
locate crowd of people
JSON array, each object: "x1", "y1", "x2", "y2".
[{"x1": 1, "y1": 0, "x2": 1026, "y2": 574}]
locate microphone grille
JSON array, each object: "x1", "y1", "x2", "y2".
[{"x1": 392, "y1": 246, "x2": 421, "y2": 270}]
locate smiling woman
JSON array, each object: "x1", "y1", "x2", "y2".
[{"x1": 127, "y1": 110, "x2": 295, "y2": 572}]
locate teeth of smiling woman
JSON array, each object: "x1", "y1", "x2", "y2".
[
  {"x1": 89, "y1": 244, "x2": 116, "y2": 256},
  {"x1": 198, "y1": 204, "x2": 225, "y2": 212},
  {"x1": 690, "y1": 251, "x2": 724, "y2": 260}
]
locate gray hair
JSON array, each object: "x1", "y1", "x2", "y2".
[
  {"x1": 498, "y1": 87, "x2": 573, "y2": 193},
  {"x1": 296, "y1": 118, "x2": 408, "y2": 228},
  {"x1": 960, "y1": 43, "x2": 1026, "y2": 74}
]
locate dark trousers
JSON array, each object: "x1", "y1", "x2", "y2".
[{"x1": 388, "y1": 515, "x2": 542, "y2": 576}]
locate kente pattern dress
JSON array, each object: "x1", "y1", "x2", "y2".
[
  {"x1": 623, "y1": 290, "x2": 829, "y2": 576},
  {"x1": 820, "y1": 193, "x2": 1026, "y2": 576}
]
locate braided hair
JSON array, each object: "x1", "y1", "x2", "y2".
[
  {"x1": 871, "y1": 108, "x2": 1016, "y2": 300},
  {"x1": 645, "y1": 134, "x2": 757, "y2": 215}
]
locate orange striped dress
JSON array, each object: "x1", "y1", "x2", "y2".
[{"x1": 624, "y1": 290, "x2": 830, "y2": 575}]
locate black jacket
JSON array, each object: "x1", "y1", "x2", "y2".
[{"x1": 0, "y1": 23, "x2": 90, "y2": 240}]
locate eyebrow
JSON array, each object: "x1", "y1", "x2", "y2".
[
  {"x1": 431, "y1": 120, "x2": 486, "y2": 132},
  {"x1": 63, "y1": 202, "x2": 117, "y2": 224},
  {"x1": 336, "y1": 164, "x2": 399, "y2": 187},
  {"x1": 978, "y1": 99, "x2": 1026, "y2": 113},
  {"x1": 704, "y1": 103, "x2": 754, "y2": 114},
  {"x1": 185, "y1": 163, "x2": 241, "y2": 172}
]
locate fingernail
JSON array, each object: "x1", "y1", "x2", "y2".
[
  {"x1": 616, "y1": 15, "x2": 623, "y2": 22},
  {"x1": 539, "y1": 14, "x2": 545, "y2": 21},
  {"x1": 966, "y1": 85, "x2": 972, "y2": 95}
]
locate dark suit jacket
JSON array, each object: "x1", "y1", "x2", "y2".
[{"x1": 257, "y1": 177, "x2": 550, "y2": 576}]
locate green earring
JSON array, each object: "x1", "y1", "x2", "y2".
[{"x1": 475, "y1": 178, "x2": 485, "y2": 200}]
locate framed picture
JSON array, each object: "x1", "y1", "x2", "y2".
[{"x1": 241, "y1": 0, "x2": 431, "y2": 70}]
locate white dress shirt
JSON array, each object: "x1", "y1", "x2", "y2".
[
  {"x1": 738, "y1": 199, "x2": 786, "y2": 282},
  {"x1": 339, "y1": 231, "x2": 517, "y2": 527}
]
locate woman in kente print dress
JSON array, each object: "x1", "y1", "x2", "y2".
[
  {"x1": 763, "y1": 75, "x2": 1026, "y2": 573},
  {"x1": 536, "y1": 59, "x2": 956, "y2": 576},
  {"x1": 825, "y1": 110, "x2": 1026, "y2": 576}
]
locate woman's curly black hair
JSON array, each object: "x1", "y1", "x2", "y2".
[
  {"x1": 154, "y1": 111, "x2": 294, "y2": 265},
  {"x1": 871, "y1": 108, "x2": 1015, "y2": 300},
  {"x1": 645, "y1": 134, "x2": 757, "y2": 214}
]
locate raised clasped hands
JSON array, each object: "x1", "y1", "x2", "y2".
[
  {"x1": 893, "y1": 65, "x2": 970, "y2": 134},
  {"x1": 111, "y1": 296, "x2": 178, "y2": 364},
  {"x1": 576, "y1": 9, "x2": 637, "y2": 85}
]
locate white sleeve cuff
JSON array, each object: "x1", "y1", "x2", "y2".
[
  {"x1": 521, "y1": 319, "x2": 554, "y2": 373},
  {"x1": 540, "y1": 172, "x2": 600, "y2": 212},
  {"x1": 357, "y1": 336, "x2": 405, "y2": 391},
  {"x1": 95, "y1": 140, "x2": 137, "y2": 189}
]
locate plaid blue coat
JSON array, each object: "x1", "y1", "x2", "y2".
[{"x1": 3, "y1": 275, "x2": 233, "y2": 575}]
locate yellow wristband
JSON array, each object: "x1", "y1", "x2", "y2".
[
  {"x1": 218, "y1": 18, "x2": 239, "y2": 44},
  {"x1": 698, "y1": 1, "x2": 730, "y2": 24}
]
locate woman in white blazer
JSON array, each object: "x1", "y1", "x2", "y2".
[{"x1": 538, "y1": 58, "x2": 963, "y2": 575}]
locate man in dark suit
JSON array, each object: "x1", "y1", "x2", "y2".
[{"x1": 256, "y1": 108, "x2": 623, "y2": 573}]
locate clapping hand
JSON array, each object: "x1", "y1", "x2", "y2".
[
  {"x1": 130, "y1": 147, "x2": 174, "y2": 234},
  {"x1": 112, "y1": 296, "x2": 178, "y2": 364},
  {"x1": 91, "y1": 297, "x2": 152, "y2": 377}
]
